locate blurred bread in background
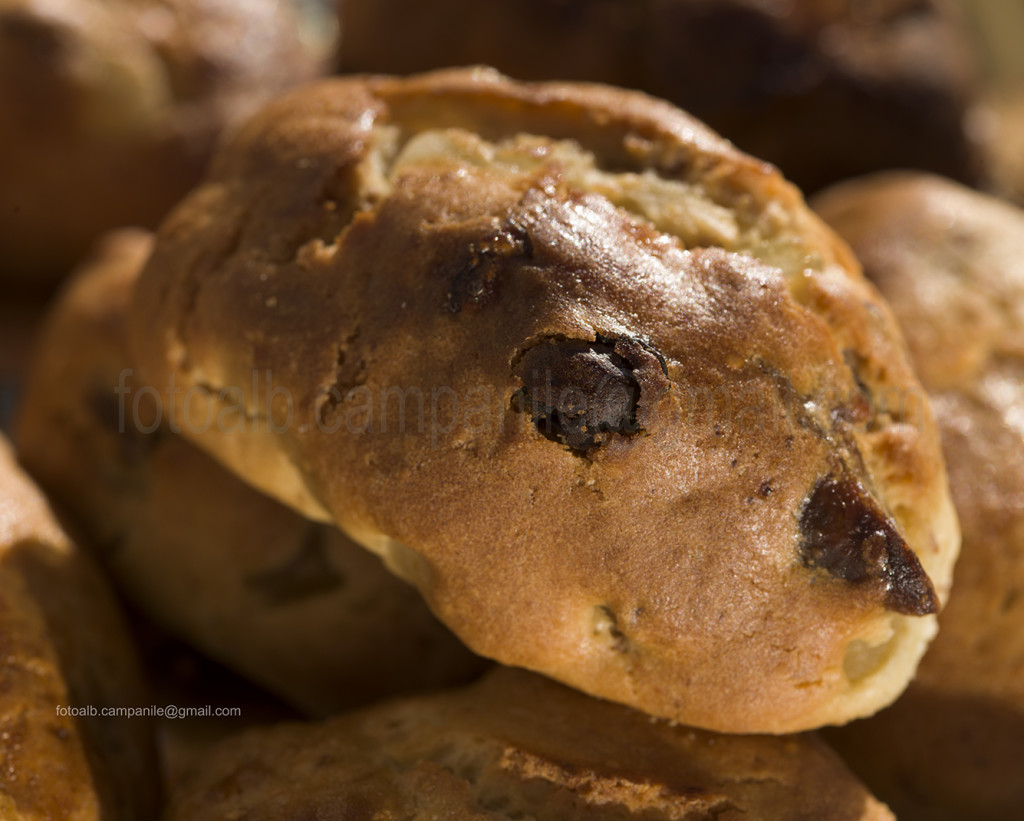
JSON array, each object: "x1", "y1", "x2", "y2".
[
  {"x1": 956, "y1": 0, "x2": 1024, "y2": 205},
  {"x1": 973, "y1": 91, "x2": 1024, "y2": 206},
  {"x1": 0, "y1": 0, "x2": 330, "y2": 282},
  {"x1": 814, "y1": 172, "x2": 1024, "y2": 820},
  {"x1": 337, "y1": 0, "x2": 980, "y2": 193}
]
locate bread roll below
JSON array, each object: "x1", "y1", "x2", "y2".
[
  {"x1": 166, "y1": 667, "x2": 895, "y2": 821},
  {"x1": 130, "y1": 68, "x2": 959, "y2": 733}
]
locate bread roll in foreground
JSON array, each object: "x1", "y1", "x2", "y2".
[
  {"x1": 166, "y1": 667, "x2": 894, "y2": 821},
  {"x1": 14, "y1": 229, "x2": 485, "y2": 717},
  {"x1": 0, "y1": 435, "x2": 158, "y2": 819},
  {"x1": 0, "y1": 0, "x2": 322, "y2": 279},
  {"x1": 814, "y1": 173, "x2": 1024, "y2": 820},
  {"x1": 130, "y1": 69, "x2": 959, "y2": 733}
]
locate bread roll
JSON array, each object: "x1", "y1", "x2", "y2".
[
  {"x1": 0, "y1": 434, "x2": 158, "y2": 819},
  {"x1": 14, "y1": 228, "x2": 486, "y2": 717},
  {"x1": 814, "y1": 172, "x2": 1024, "y2": 820},
  {"x1": 0, "y1": 0, "x2": 323, "y2": 280},
  {"x1": 130, "y1": 69, "x2": 959, "y2": 733},
  {"x1": 166, "y1": 667, "x2": 894, "y2": 821}
]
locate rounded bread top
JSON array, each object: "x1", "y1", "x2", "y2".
[{"x1": 131, "y1": 68, "x2": 959, "y2": 733}]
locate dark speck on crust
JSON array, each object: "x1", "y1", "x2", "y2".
[{"x1": 446, "y1": 220, "x2": 532, "y2": 314}]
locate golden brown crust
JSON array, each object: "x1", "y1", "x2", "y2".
[
  {"x1": 813, "y1": 171, "x2": 1024, "y2": 820},
  {"x1": 130, "y1": 69, "x2": 958, "y2": 733},
  {"x1": 0, "y1": 434, "x2": 158, "y2": 820},
  {"x1": 14, "y1": 229, "x2": 486, "y2": 717},
  {"x1": 338, "y1": 0, "x2": 979, "y2": 193},
  {"x1": 0, "y1": 0, "x2": 323, "y2": 280},
  {"x1": 166, "y1": 667, "x2": 894, "y2": 821}
]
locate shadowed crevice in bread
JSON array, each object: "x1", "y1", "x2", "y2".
[{"x1": 128, "y1": 69, "x2": 959, "y2": 733}]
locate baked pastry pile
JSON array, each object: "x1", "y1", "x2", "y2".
[{"x1": 2, "y1": 2, "x2": 1021, "y2": 817}]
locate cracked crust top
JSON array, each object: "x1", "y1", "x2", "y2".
[
  {"x1": 338, "y1": 0, "x2": 980, "y2": 194},
  {"x1": 130, "y1": 69, "x2": 959, "y2": 733},
  {"x1": 165, "y1": 667, "x2": 894, "y2": 821}
]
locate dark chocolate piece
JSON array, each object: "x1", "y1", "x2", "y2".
[
  {"x1": 513, "y1": 338, "x2": 641, "y2": 454},
  {"x1": 799, "y1": 475, "x2": 938, "y2": 616}
]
